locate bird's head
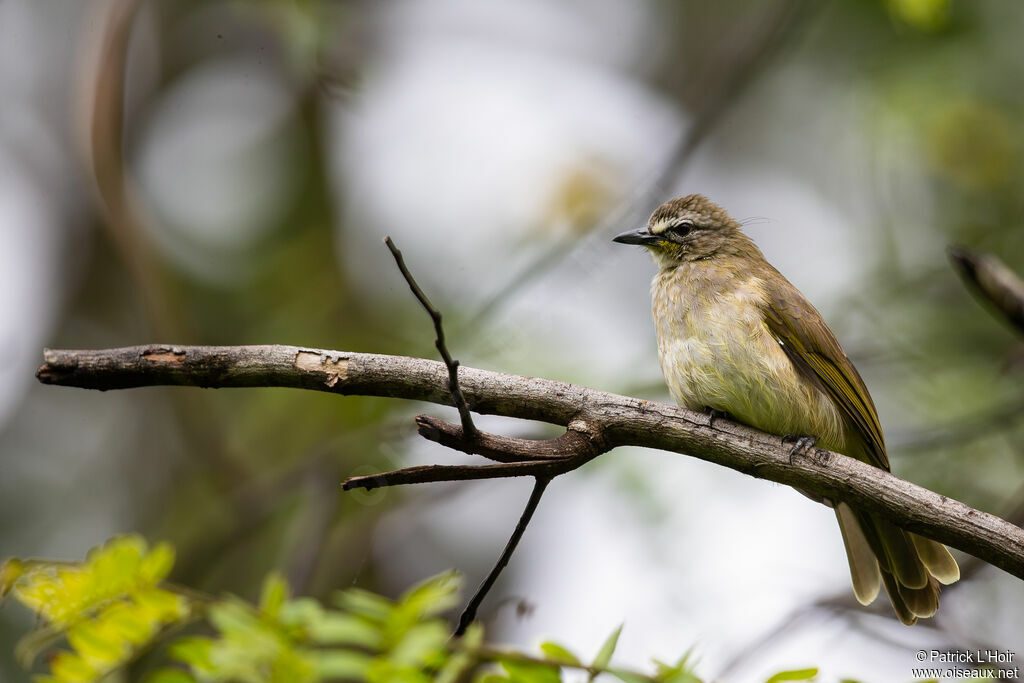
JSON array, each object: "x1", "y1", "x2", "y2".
[{"x1": 613, "y1": 194, "x2": 744, "y2": 268}]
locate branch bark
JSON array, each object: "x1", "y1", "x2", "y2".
[{"x1": 36, "y1": 344, "x2": 1024, "y2": 582}]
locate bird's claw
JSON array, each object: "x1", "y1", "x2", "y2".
[
  {"x1": 703, "y1": 406, "x2": 732, "y2": 428},
  {"x1": 782, "y1": 434, "x2": 817, "y2": 463}
]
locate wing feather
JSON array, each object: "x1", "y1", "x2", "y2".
[{"x1": 759, "y1": 267, "x2": 889, "y2": 471}]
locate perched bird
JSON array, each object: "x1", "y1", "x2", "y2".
[{"x1": 613, "y1": 194, "x2": 959, "y2": 624}]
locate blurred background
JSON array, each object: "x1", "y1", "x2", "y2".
[{"x1": 2, "y1": 0, "x2": 1023, "y2": 680}]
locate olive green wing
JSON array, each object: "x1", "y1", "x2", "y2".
[{"x1": 759, "y1": 267, "x2": 889, "y2": 471}]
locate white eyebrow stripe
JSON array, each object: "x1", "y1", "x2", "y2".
[{"x1": 650, "y1": 218, "x2": 675, "y2": 235}]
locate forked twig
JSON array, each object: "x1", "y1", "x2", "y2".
[
  {"x1": 341, "y1": 410, "x2": 603, "y2": 633},
  {"x1": 380, "y1": 238, "x2": 583, "y2": 633}
]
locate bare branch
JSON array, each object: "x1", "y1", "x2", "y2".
[
  {"x1": 343, "y1": 414, "x2": 603, "y2": 628},
  {"x1": 414, "y1": 415, "x2": 602, "y2": 462},
  {"x1": 341, "y1": 460, "x2": 563, "y2": 490},
  {"x1": 341, "y1": 417, "x2": 601, "y2": 489},
  {"x1": 385, "y1": 236, "x2": 478, "y2": 439},
  {"x1": 36, "y1": 344, "x2": 1024, "y2": 583},
  {"x1": 456, "y1": 477, "x2": 550, "y2": 636}
]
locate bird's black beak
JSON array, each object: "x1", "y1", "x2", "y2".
[{"x1": 612, "y1": 227, "x2": 658, "y2": 246}]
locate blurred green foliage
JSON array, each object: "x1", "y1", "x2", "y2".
[{"x1": 0, "y1": 536, "x2": 835, "y2": 683}]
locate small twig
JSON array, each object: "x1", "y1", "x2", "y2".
[
  {"x1": 456, "y1": 476, "x2": 550, "y2": 636},
  {"x1": 342, "y1": 460, "x2": 565, "y2": 490},
  {"x1": 342, "y1": 416, "x2": 603, "y2": 490},
  {"x1": 385, "y1": 236, "x2": 478, "y2": 439},
  {"x1": 415, "y1": 415, "x2": 598, "y2": 462}
]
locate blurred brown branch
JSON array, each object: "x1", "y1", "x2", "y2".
[
  {"x1": 36, "y1": 344, "x2": 1024, "y2": 584},
  {"x1": 949, "y1": 246, "x2": 1024, "y2": 337},
  {"x1": 78, "y1": 0, "x2": 184, "y2": 339}
]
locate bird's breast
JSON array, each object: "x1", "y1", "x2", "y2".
[{"x1": 651, "y1": 262, "x2": 845, "y2": 449}]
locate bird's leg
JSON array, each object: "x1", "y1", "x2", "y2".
[
  {"x1": 703, "y1": 406, "x2": 733, "y2": 428},
  {"x1": 781, "y1": 434, "x2": 818, "y2": 463}
]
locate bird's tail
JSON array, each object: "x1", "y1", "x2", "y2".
[{"x1": 834, "y1": 502, "x2": 960, "y2": 625}]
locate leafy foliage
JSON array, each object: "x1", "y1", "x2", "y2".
[
  {"x1": 3, "y1": 536, "x2": 833, "y2": 682},
  {"x1": 3, "y1": 536, "x2": 187, "y2": 682}
]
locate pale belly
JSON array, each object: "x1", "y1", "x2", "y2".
[{"x1": 651, "y1": 268, "x2": 847, "y2": 451}]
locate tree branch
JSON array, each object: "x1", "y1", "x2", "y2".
[
  {"x1": 341, "y1": 460, "x2": 564, "y2": 490},
  {"x1": 36, "y1": 344, "x2": 1024, "y2": 583}
]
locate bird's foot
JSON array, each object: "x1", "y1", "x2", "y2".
[
  {"x1": 782, "y1": 434, "x2": 817, "y2": 463},
  {"x1": 703, "y1": 406, "x2": 732, "y2": 428}
]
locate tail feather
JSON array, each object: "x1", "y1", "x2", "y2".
[
  {"x1": 834, "y1": 504, "x2": 880, "y2": 605},
  {"x1": 879, "y1": 569, "x2": 918, "y2": 625},
  {"x1": 873, "y1": 519, "x2": 929, "y2": 590},
  {"x1": 837, "y1": 507, "x2": 958, "y2": 625},
  {"x1": 911, "y1": 533, "x2": 960, "y2": 585},
  {"x1": 897, "y1": 577, "x2": 939, "y2": 619}
]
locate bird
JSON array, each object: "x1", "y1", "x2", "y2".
[{"x1": 613, "y1": 194, "x2": 959, "y2": 624}]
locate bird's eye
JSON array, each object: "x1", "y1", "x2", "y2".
[{"x1": 666, "y1": 221, "x2": 695, "y2": 238}]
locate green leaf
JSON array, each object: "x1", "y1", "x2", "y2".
[
  {"x1": 384, "y1": 570, "x2": 462, "y2": 645},
  {"x1": 260, "y1": 572, "x2": 290, "y2": 619},
  {"x1": 174, "y1": 595, "x2": 319, "y2": 683},
  {"x1": 765, "y1": 668, "x2": 818, "y2": 683},
  {"x1": 66, "y1": 615, "x2": 127, "y2": 667},
  {"x1": 9, "y1": 535, "x2": 179, "y2": 626},
  {"x1": 539, "y1": 642, "x2": 580, "y2": 666},
  {"x1": 592, "y1": 624, "x2": 624, "y2": 671},
  {"x1": 168, "y1": 637, "x2": 215, "y2": 672},
  {"x1": 658, "y1": 668, "x2": 703, "y2": 683},
  {"x1": 49, "y1": 650, "x2": 100, "y2": 682},
  {"x1": 385, "y1": 621, "x2": 449, "y2": 667},
  {"x1": 138, "y1": 543, "x2": 176, "y2": 584},
  {"x1": 652, "y1": 648, "x2": 702, "y2": 682},
  {"x1": 312, "y1": 650, "x2": 374, "y2": 679},
  {"x1": 397, "y1": 570, "x2": 461, "y2": 618},
  {"x1": 305, "y1": 611, "x2": 382, "y2": 649},
  {"x1": 500, "y1": 658, "x2": 563, "y2": 682},
  {"x1": 277, "y1": 596, "x2": 322, "y2": 626},
  {"x1": 608, "y1": 668, "x2": 652, "y2": 683},
  {"x1": 365, "y1": 659, "x2": 435, "y2": 683},
  {"x1": 207, "y1": 600, "x2": 267, "y2": 641},
  {"x1": 144, "y1": 669, "x2": 197, "y2": 683},
  {"x1": 333, "y1": 588, "x2": 394, "y2": 624}
]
